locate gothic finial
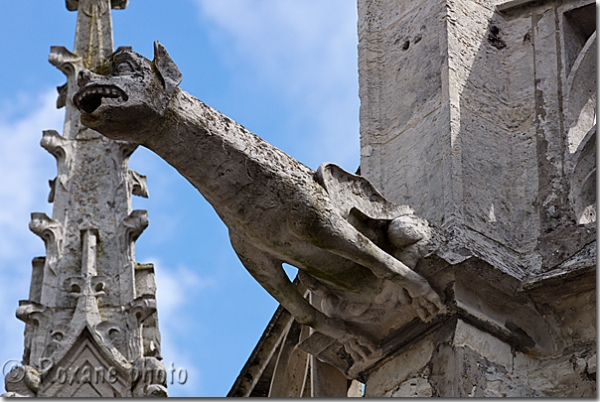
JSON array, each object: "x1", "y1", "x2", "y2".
[
  {"x1": 16, "y1": 301, "x2": 46, "y2": 325},
  {"x1": 121, "y1": 210, "x2": 149, "y2": 244},
  {"x1": 15, "y1": 301, "x2": 48, "y2": 373},
  {"x1": 41, "y1": 131, "x2": 70, "y2": 196},
  {"x1": 66, "y1": 0, "x2": 128, "y2": 11},
  {"x1": 49, "y1": 46, "x2": 83, "y2": 78},
  {"x1": 29, "y1": 213, "x2": 63, "y2": 252},
  {"x1": 127, "y1": 297, "x2": 157, "y2": 360},
  {"x1": 41, "y1": 130, "x2": 68, "y2": 160},
  {"x1": 17, "y1": 0, "x2": 163, "y2": 397},
  {"x1": 128, "y1": 170, "x2": 150, "y2": 198}
]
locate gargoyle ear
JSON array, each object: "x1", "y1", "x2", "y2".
[{"x1": 153, "y1": 41, "x2": 182, "y2": 96}]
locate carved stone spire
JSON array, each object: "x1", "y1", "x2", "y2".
[
  {"x1": 72, "y1": 0, "x2": 118, "y2": 69},
  {"x1": 3, "y1": 0, "x2": 166, "y2": 397}
]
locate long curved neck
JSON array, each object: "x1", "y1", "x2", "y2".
[
  {"x1": 143, "y1": 89, "x2": 313, "y2": 213},
  {"x1": 146, "y1": 89, "x2": 246, "y2": 172}
]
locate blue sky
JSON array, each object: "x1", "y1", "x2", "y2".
[{"x1": 0, "y1": 1, "x2": 360, "y2": 397}]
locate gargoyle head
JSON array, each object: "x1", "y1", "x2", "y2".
[{"x1": 73, "y1": 41, "x2": 182, "y2": 143}]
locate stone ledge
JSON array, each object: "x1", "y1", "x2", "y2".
[{"x1": 496, "y1": 0, "x2": 553, "y2": 12}]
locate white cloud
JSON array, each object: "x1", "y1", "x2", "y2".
[
  {"x1": 152, "y1": 258, "x2": 214, "y2": 317},
  {"x1": 197, "y1": 0, "x2": 355, "y2": 88},
  {"x1": 195, "y1": 0, "x2": 360, "y2": 170},
  {"x1": 151, "y1": 258, "x2": 214, "y2": 396},
  {"x1": 0, "y1": 88, "x2": 207, "y2": 395},
  {"x1": 0, "y1": 89, "x2": 63, "y2": 388},
  {"x1": 0, "y1": 90, "x2": 62, "y2": 260}
]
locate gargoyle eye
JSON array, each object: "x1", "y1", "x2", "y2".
[{"x1": 115, "y1": 61, "x2": 135, "y2": 75}]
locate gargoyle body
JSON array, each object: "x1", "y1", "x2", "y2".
[{"x1": 74, "y1": 42, "x2": 443, "y2": 360}]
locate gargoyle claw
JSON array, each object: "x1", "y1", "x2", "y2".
[
  {"x1": 340, "y1": 325, "x2": 379, "y2": 362},
  {"x1": 404, "y1": 282, "x2": 444, "y2": 322},
  {"x1": 345, "y1": 337, "x2": 377, "y2": 361},
  {"x1": 414, "y1": 299, "x2": 437, "y2": 322}
]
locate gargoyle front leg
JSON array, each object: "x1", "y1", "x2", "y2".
[
  {"x1": 229, "y1": 233, "x2": 378, "y2": 359},
  {"x1": 289, "y1": 212, "x2": 444, "y2": 322}
]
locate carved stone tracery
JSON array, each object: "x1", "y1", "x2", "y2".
[{"x1": 5, "y1": 0, "x2": 166, "y2": 398}]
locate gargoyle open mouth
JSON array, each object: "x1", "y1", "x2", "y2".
[{"x1": 73, "y1": 85, "x2": 128, "y2": 114}]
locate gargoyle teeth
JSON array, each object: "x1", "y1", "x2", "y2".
[{"x1": 73, "y1": 84, "x2": 128, "y2": 114}]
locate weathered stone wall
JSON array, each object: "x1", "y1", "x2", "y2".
[
  {"x1": 230, "y1": 1, "x2": 595, "y2": 397},
  {"x1": 358, "y1": 0, "x2": 449, "y2": 228},
  {"x1": 223, "y1": 1, "x2": 595, "y2": 397},
  {"x1": 357, "y1": 0, "x2": 596, "y2": 397},
  {"x1": 449, "y1": 0, "x2": 538, "y2": 256},
  {"x1": 364, "y1": 318, "x2": 596, "y2": 397},
  {"x1": 359, "y1": 0, "x2": 596, "y2": 279}
]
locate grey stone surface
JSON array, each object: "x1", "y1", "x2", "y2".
[
  {"x1": 229, "y1": 0, "x2": 595, "y2": 397},
  {"x1": 355, "y1": 1, "x2": 596, "y2": 396},
  {"x1": 4, "y1": 0, "x2": 165, "y2": 398},
  {"x1": 364, "y1": 317, "x2": 596, "y2": 397},
  {"x1": 73, "y1": 41, "x2": 447, "y2": 370},
  {"x1": 358, "y1": 0, "x2": 595, "y2": 280},
  {"x1": 4, "y1": 0, "x2": 594, "y2": 396}
]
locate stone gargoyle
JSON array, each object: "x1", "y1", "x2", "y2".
[{"x1": 73, "y1": 41, "x2": 444, "y2": 360}]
